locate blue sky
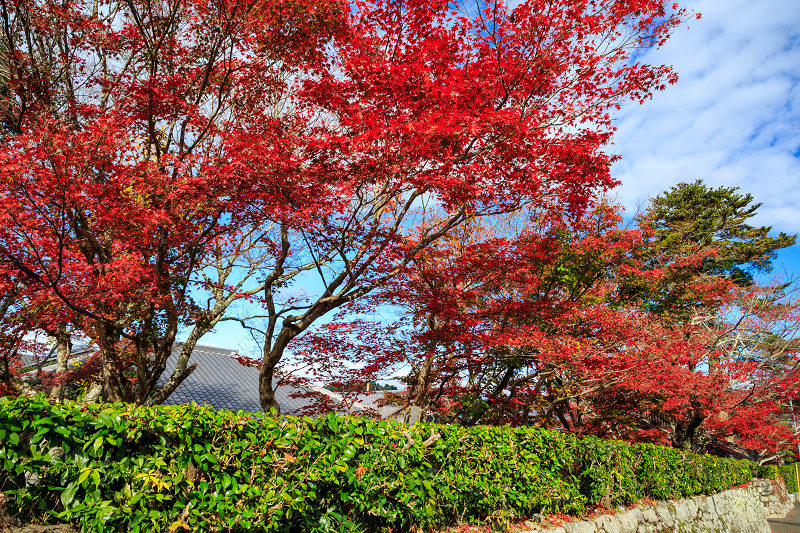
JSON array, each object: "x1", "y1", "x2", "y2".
[{"x1": 611, "y1": 0, "x2": 800, "y2": 272}]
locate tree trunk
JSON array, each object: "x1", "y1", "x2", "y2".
[
  {"x1": 48, "y1": 327, "x2": 71, "y2": 401},
  {"x1": 145, "y1": 328, "x2": 203, "y2": 406},
  {"x1": 258, "y1": 313, "x2": 320, "y2": 414},
  {"x1": 99, "y1": 326, "x2": 128, "y2": 402},
  {"x1": 672, "y1": 411, "x2": 704, "y2": 451},
  {"x1": 259, "y1": 359, "x2": 280, "y2": 413},
  {"x1": 409, "y1": 350, "x2": 435, "y2": 415},
  {"x1": 0, "y1": 345, "x2": 35, "y2": 397}
]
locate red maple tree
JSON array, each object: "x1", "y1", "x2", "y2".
[
  {"x1": 240, "y1": 0, "x2": 689, "y2": 412},
  {"x1": 0, "y1": 0, "x2": 689, "y2": 409},
  {"x1": 0, "y1": 0, "x2": 346, "y2": 402},
  {"x1": 298, "y1": 202, "x2": 800, "y2": 456}
]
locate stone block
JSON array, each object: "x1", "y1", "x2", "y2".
[
  {"x1": 613, "y1": 511, "x2": 638, "y2": 533},
  {"x1": 525, "y1": 479, "x2": 786, "y2": 533},
  {"x1": 671, "y1": 500, "x2": 692, "y2": 526},
  {"x1": 640, "y1": 506, "x2": 658, "y2": 524},
  {"x1": 591, "y1": 514, "x2": 618, "y2": 533},
  {"x1": 563, "y1": 521, "x2": 597, "y2": 533},
  {"x1": 654, "y1": 503, "x2": 674, "y2": 528}
]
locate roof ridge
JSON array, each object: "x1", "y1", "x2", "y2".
[{"x1": 175, "y1": 343, "x2": 239, "y2": 356}]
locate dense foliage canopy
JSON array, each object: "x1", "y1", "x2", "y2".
[
  {"x1": 0, "y1": 0, "x2": 688, "y2": 408},
  {"x1": 0, "y1": 0, "x2": 797, "y2": 460},
  {"x1": 294, "y1": 183, "x2": 799, "y2": 457}
]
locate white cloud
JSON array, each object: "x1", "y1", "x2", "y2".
[{"x1": 611, "y1": 0, "x2": 800, "y2": 235}]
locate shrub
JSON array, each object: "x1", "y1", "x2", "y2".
[
  {"x1": 772, "y1": 464, "x2": 800, "y2": 494},
  {"x1": 0, "y1": 396, "x2": 762, "y2": 532}
]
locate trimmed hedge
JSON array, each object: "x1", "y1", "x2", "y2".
[
  {"x1": 754, "y1": 463, "x2": 799, "y2": 494},
  {"x1": 774, "y1": 464, "x2": 800, "y2": 494},
  {"x1": 0, "y1": 396, "x2": 765, "y2": 532}
]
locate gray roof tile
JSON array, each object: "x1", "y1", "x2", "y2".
[{"x1": 161, "y1": 345, "x2": 369, "y2": 416}]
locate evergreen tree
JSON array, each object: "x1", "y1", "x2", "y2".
[
  {"x1": 623, "y1": 180, "x2": 796, "y2": 319},
  {"x1": 645, "y1": 180, "x2": 795, "y2": 285}
]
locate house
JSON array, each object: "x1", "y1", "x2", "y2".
[
  {"x1": 24, "y1": 342, "x2": 402, "y2": 419},
  {"x1": 161, "y1": 344, "x2": 400, "y2": 418},
  {"x1": 18, "y1": 343, "x2": 94, "y2": 370}
]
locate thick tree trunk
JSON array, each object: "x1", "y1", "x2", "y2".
[
  {"x1": 0, "y1": 344, "x2": 14, "y2": 391},
  {"x1": 0, "y1": 345, "x2": 36, "y2": 397},
  {"x1": 672, "y1": 412, "x2": 704, "y2": 451},
  {"x1": 48, "y1": 327, "x2": 71, "y2": 401},
  {"x1": 259, "y1": 358, "x2": 280, "y2": 413},
  {"x1": 258, "y1": 317, "x2": 305, "y2": 415},
  {"x1": 408, "y1": 350, "x2": 435, "y2": 418},
  {"x1": 99, "y1": 326, "x2": 128, "y2": 402}
]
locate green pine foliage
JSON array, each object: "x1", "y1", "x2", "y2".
[
  {"x1": 623, "y1": 180, "x2": 797, "y2": 320},
  {"x1": 0, "y1": 396, "x2": 774, "y2": 532},
  {"x1": 645, "y1": 180, "x2": 795, "y2": 286}
]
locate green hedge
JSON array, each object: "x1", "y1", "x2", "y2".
[
  {"x1": 754, "y1": 463, "x2": 800, "y2": 494},
  {"x1": 0, "y1": 396, "x2": 765, "y2": 532},
  {"x1": 773, "y1": 464, "x2": 800, "y2": 494}
]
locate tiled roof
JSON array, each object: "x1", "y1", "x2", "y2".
[
  {"x1": 161, "y1": 345, "x2": 365, "y2": 416},
  {"x1": 28, "y1": 342, "x2": 392, "y2": 418},
  {"x1": 352, "y1": 392, "x2": 403, "y2": 420},
  {"x1": 19, "y1": 344, "x2": 95, "y2": 368}
]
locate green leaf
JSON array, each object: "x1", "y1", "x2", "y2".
[
  {"x1": 61, "y1": 482, "x2": 79, "y2": 509},
  {"x1": 97, "y1": 411, "x2": 117, "y2": 427},
  {"x1": 203, "y1": 453, "x2": 218, "y2": 464},
  {"x1": 327, "y1": 416, "x2": 339, "y2": 433}
]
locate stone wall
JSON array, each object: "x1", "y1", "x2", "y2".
[
  {"x1": 520, "y1": 478, "x2": 793, "y2": 533},
  {"x1": 754, "y1": 477, "x2": 794, "y2": 518}
]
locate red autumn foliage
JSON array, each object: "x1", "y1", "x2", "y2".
[
  {"x1": 0, "y1": 0, "x2": 349, "y2": 402},
  {"x1": 297, "y1": 205, "x2": 800, "y2": 456},
  {"x1": 210, "y1": 0, "x2": 692, "y2": 412},
  {"x1": 0, "y1": 0, "x2": 688, "y2": 409}
]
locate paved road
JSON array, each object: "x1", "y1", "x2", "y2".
[{"x1": 771, "y1": 505, "x2": 800, "y2": 533}]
